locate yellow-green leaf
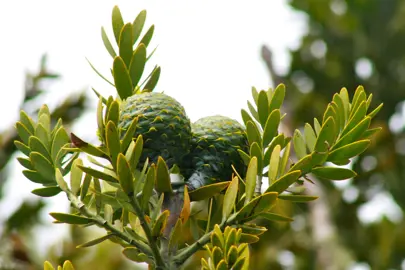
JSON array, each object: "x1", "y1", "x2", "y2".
[
  {"x1": 129, "y1": 44, "x2": 146, "y2": 87},
  {"x1": 113, "y1": 56, "x2": 133, "y2": 99},
  {"x1": 328, "y1": 140, "x2": 370, "y2": 163},
  {"x1": 262, "y1": 109, "x2": 280, "y2": 146},
  {"x1": 155, "y1": 157, "x2": 172, "y2": 193},
  {"x1": 312, "y1": 166, "x2": 356, "y2": 180},
  {"x1": 244, "y1": 157, "x2": 257, "y2": 205},
  {"x1": 119, "y1": 23, "x2": 133, "y2": 67},
  {"x1": 222, "y1": 177, "x2": 239, "y2": 222},
  {"x1": 266, "y1": 170, "x2": 301, "y2": 193},
  {"x1": 189, "y1": 181, "x2": 230, "y2": 201},
  {"x1": 117, "y1": 154, "x2": 134, "y2": 195}
]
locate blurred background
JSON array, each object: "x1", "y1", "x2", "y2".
[{"x1": 0, "y1": 0, "x2": 404, "y2": 269}]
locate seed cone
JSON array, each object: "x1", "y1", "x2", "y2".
[
  {"x1": 119, "y1": 92, "x2": 192, "y2": 169},
  {"x1": 184, "y1": 115, "x2": 249, "y2": 190}
]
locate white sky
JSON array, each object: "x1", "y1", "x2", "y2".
[{"x1": 0, "y1": 0, "x2": 400, "y2": 258}]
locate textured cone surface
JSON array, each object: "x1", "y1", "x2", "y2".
[
  {"x1": 184, "y1": 115, "x2": 249, "y2": 190},
  {"x1": 119, "y1": 92, "x2": 191, "y2": 168}
]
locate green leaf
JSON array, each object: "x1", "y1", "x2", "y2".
[
  {"x1": 263, "y1": 134, "x2": 285, "y2": 165},
  {"x1": 142, "y1": 165, "x2": 155, "y2": 210},
  {"x1": 29, "y1": 136, "x2": 51, "y2": 161},
  {"x1": 266, "y1": 170, "x2": 301, "y2": 193},
  {"x1": 268, "y1": 145, "x2": 281, "y2": 185},
  {"x1": 70, "y1": 133, "x2": 109, "y2": 159},
  {"x1": 14, "y1": 141, "x2": 30, "y2": 156},
  {"x1": 251, "y1": 87, "x2": 259, "y2": 106},
  {"x1": 189, "y1": 181, "x2": 230, "y2": 201},
  {"x1": 55, "y1": 168, "x2": 68, "y2": 191},
  {"x1": 293, "y1": 129, "x2": 306, "y2": 159},
  {"x1": 362, "y1": 127, "x2": 382, "y2": 139},
  {"x1": 17, "y1": 157, "x2": 34, "y2": 170},
  {"x1": 278, "y1": 194, "x2": 318, "y2": 202},
  {"x1": 86, "y1": 58, "x2": 115, "y2": 87},
  {"x1": 142, "y1": 66, "x2": 161, "y2": 92},
  {"x1": 333, "y1": 117, "x2": 371, "y2": 150},
  {"x1": 132, "y1": 10, "x2": 147, "y2": 45},
  {"x1": 50, "y1": 212, "x2": 92, "y2": 225},
  {"x1": 112, "y1": 6, "x2": 124, "y2": 44},
  {"x1": 241, "y1": 109, "x2": 255, "y2": 127},
  {"x1": 304, "y1": 124, "x2": 316, "y2": 152},
  {"x1": 122, "y1": 247, "x2": 152, "y2": 264},
  {"x1": 269, "y1": 84, "x2": 285, "y2": 112},
  {"x1": 113, "y1": 56, "x2": 133, "y2": 99},
  {"x1": 350, "y1": 86, "x2": 366, "y2": 119},
  {"x1": 249, "y1": 142, "x2": 262, "y2": 175},
  {"x1": 239, "y1": 224, "x2": 267, "y2": 236},
  {"x1": 342, "y1": 101, "x2": 367, "y2": 137},
  {"x1": 313, "y1": 118, "x2": 321, "y2": 136},
  {"x1": 312, "y1": 166, "x2": 356, "y2": 180},
  {"x1": 19, "y1": 111, "x2": 35, "y2": 133},
  {"x1": 155, "y1": 157, "x2": 172, "y2": 193},
  {"x1": 290, "y1": 154, "x2": 312, "y2": 174},
  {"x1": 101, "y1": 27, "x2": 116, "y2": 58},
  {"x1": 339, "y1": 87, "x2": 350, "y2": 116},
  {"x1": 239, "y1": 233, "x2": 259, "y2": 244},
  {"x1": 262, "y1": 109, "x2": 280, "y2": 146},
  {"x1": 237, "y1": 150, "x2": 250, "y2": 166},
  {"x1": 139, "y1": 25, "x2": 154, "y2": 48},
  {"x1": 16, "y1": 122, "x2": 32, "y2": 145},
  {"x1": 119, "y1": 23, "x2": 133, "y2": 68},
  {"x1": 62, "y1": 261, "x2": 74, "y2": 270},
  {"x1": 246, "y1": 121, "x2": 261, "y2": 146},
  {"x1": 128, "y1": 135, "x2": 143, "y2": 174},
  {"x1": 105, "y1": 121, "x2": 121, "y2": 169},
  {"x1": 278, "y1": 142, "x2": 291, "y2": 176},
  {"x1": 129, "y1": 44, "x2": 146, "y2": 87},
  {"x1": 104, "y1": 204, "x2": 113, "y2": 223},
  {"x1": 31, "y1": 186, "x2": 62, "y2": 197},
  {"x1": 247, "y1": 101, "x2": 259, "y2": 122},
  {"x1": 70, "y1": 159, "x2": 83, "y2": 195},
  {"x1": 333, "y1": 93, "x2": 346, "y2": 130},
  {"x1": 78, "y1": 165, "x2": 118, "y2": 183},
  {"x1": 260, "y1": 212, "x2": 293, "y2": 222},
  {"x1": 30, "y1": 152, "x2": 55, "y2": 182},
  {"x1": 38, "y1": 105, "x2": 50, "y2": 130},
  {"x1": 44, "y1": 261, "x2": 55, "y2": 270},
  {"x1": 117, "y1": 154, "x2": 134, "y2": 195},
  {"x1": 23, "y1": 170, "x2": 49, "y2": 184},
  {"x1": 328, "y1": 140, "x2": 370, "y2": 163},
  {"x1": 51, "y1": 127, "x2": 70, "y2": 162},
  {"x1": 76, "y1": 234, "x2": 115, "y2": 248},
  {"x1": 168, "y1": 219, "x2": 183, "y2": 253},
  {"x1": 235, "y1": 192, "x2": 278, "y2": 221},
  {"x1": 81, "y1": 174, "x2": 92, "y2": 200},
  {"x1": 152, "y1": 210, "x2": 169, "y2": 237},
  {"x1": 367, "y1": 103, "x2": 383, "y2": 119},
  {"x1": 314, "y1": 116, "x2": 335, "y2": 153},
  {"x1": 222, "y1": 177, "x2": 239, "y2": 222},
  {"x1": 257, "y1": 90, "x2": 269, "y2": 127},
  {"x1": 106, "y1": 100, "x2": 120, "y2": 126},
  {"x1": 244, "y1": 157, "x2": 257, "y2": 205}
]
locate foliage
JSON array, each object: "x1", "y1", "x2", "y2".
[
  {"x1": 258, "y1": 0, "x2": 405, "y2": 268},
  {"x1": 14, "y1": 5, "x2": 382, "y2": 270}
]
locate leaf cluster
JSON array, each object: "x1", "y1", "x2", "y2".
[{"x1": 13, "y1": 5, "x2": 383, "y2": 270}]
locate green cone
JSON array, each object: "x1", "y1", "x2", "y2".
[
  {"x1": 184, "y1": 115, "x2": 249, "y2": 190},
  {"x1": 119, "y1": 92, "x2": 191, "y2": 168}
]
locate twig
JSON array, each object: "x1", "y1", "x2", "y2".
[
  {"x1": 65, "y1": 190, "x2": 153, "y2": 257},
  {"x1": 128, "y1": 195, "x2": 167, "y2": 269}
]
